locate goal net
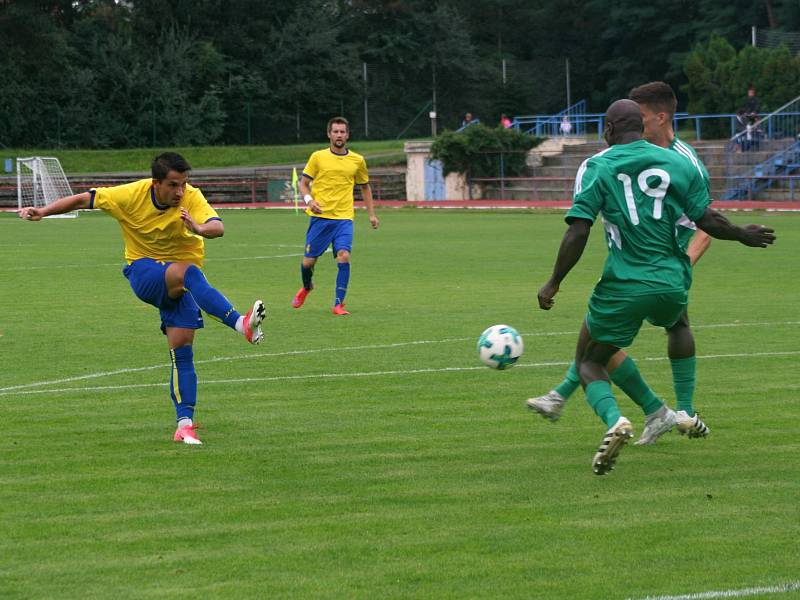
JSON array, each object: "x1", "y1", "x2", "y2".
[{"x1": 17, "y1": 156, "x2": 77, "y2": 218}]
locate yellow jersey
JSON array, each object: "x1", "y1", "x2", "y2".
[
  {"x1": 90, "y1": 179, "x2": 219, "y2": 267},
  {"x1": 302, "y1": 148, "x2": 369, "y2": 220}
]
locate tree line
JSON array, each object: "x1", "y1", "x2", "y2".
[{"x1": 1, "y1": 0, "x2": 798, "y2": 148}]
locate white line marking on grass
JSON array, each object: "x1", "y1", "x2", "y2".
[
  {"x1": 629, "y1": 580, "x2": 800, "y2": 600},
  {"x1": 0, "y1": 332, "x2": 577, "y2": 393},
  {"x1": 1, "y1": 321, "x2": 798, "y2": 394},
  {"x1": 4, "y1": 350, "x2": 800, "y2": 398}
]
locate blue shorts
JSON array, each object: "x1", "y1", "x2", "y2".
[
  {"x1": 122, "y1": 258, "x2": 204, "y2": 331},
  {"x1": 304, "y1": 217, "x2": 353, "y2": 258}
]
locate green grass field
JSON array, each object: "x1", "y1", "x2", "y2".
[
  {"x1": 1, "y1": 140, "x2": 407, "y2": 174},
  {"x1": 1, "y1": 209, "x2": 798, "y2": 599}
]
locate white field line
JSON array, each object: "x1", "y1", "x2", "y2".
[
  {"x1": 2, "y1": 320, "x2": 798, "y2": 395},
  {"x1": 629, "y1": 580, "x2": 800, "y2": 600},
  {"x1": 3, "y1": 350, "x2": 800, "y2": 398},
  {"x1": 0, "y1": 253, "x2": 302, "y2": 272}
]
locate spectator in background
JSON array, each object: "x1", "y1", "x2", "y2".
[
  {"x1": 560, "y1": 115, "x2": 573, "y2": 135},
  {"x1": 500, "y1": 114, "x2": 512, "y2": 128},
  {"x1": 744, "y1": 85, "x2": 761, "y2": 121},
  {"x1": 461, "y1": 112, "x2": 475, "y2": 128},
  {"x1": 734, "y1": 108, "x2": 750, "y2": 152}
]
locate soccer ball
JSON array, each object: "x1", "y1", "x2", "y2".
[{"x1": 477, "y1": 324, "x2": 524, "y2": 370}]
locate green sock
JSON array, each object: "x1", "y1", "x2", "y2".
[
  {"x1": 610, "y1": 356, "x2": 663, "y2": 416},
  {"x1": 585, "y1": 380, "x2": 621, "y2": 428},
  {"x1": 671, "y1": 356, "x2": 697, "y2": 415},
  {"x1": 554, "y1": 361, "x2": 580, "y2": 399}
]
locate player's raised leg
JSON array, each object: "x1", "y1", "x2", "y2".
[
  {"x1": 167, "y1": 262, "x2": 264, "y2": 344},
  {"x1": 528, "y1": 347, "x2": 626, "y2": 421},
  {"x1": 526, "y1": 362, "x2": 577, "y2": 420}
]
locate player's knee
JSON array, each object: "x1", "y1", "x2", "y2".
[{"x1": 166, "y1": 262, "x2": 194, "y2": 295}]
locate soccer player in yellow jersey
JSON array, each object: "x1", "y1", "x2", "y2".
[
  {"x1": 293, "y1": 116, "x2": 379, "y2": 315},
  {"x1": 18, "y1": 152, "x2": 265, "y2": 446}
]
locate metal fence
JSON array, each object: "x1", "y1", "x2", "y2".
[{"x1": 724, "y1": 95, "x2": 800, "y2": 200}]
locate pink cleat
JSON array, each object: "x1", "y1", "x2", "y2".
[
  {"x1": 244, "y1": 300, "x2": 265, "y2": 344},
  {"x1": 332, "y1": 303, "x2": 350, "y2": 316},
  {"x1": 292, "y1": 287, "x2": 311, "y2": 308},
  {"x1": 173, "y1": 423, "x2": 202, "y2": 445}
]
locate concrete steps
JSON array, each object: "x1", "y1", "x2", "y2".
[{"x1": 520, "y1": 138, "x2": 797, "y2": 202}]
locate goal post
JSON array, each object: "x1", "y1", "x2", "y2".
[{"x1": 17, "y1": 156, "x2": 78, "y2": 218}]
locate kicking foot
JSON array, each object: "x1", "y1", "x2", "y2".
[
  {"x1": 244, "y1": 300, "x2": 266, "y2": 344},
  {"x1": 634, "y1": 405, "x2": 677, "y2": 445},
  {"x1": 526, "y1": 390, "x2": 566, "y2": 421},
  {"x1": 592, "y1": 417, "x2": 634, "y2": 475}
]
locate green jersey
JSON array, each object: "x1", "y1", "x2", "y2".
[
  {"x1": 670, "y1": 137, "x2": 711, "y2": 252},
  {"x1": 567, "y1": 139, "x2": 710, "y2": 296}
]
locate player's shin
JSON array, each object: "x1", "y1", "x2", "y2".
[
  {"x1": 301, "y1": 264, "x2": 314, "y2": 290},
  {"x1": 585, "y1": 380, "x2": 621, "y2": 428},
  {"x1": 183, "y1": 265, "x2": 240, "y2": 329},
  {"x1": 610, "y1": 356, "x2": 663, "y2": 415},
  {"x1": 335, "y1": 262, "x2": 350, "y2": 306},
  {"x1": 170, "y1": 345, "x2": 197, "y2": 424},
  {"x1": 671, "y1": 356, "x2": 697, "y2": 415},
  {"x1": 555, "y1": 362, "x2": 581, "y2": 399}
]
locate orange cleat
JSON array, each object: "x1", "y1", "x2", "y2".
[
  {"x1": 332, "y1": 303, "x2": 350, "y2": 315},
  {"x1": 292, "y1": 287, "x2": 311, "y2": 308},
  {"x1": 173, "y1": 423, "x2": 202, "y2": 445}
]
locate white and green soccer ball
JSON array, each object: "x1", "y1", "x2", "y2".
[{"x1": 477, "y1": 324, "x2": 524, "y2": 370}]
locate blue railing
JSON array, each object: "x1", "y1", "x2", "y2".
[
  {"x1": 511, "y1": 110, "x2": 800, "y2": 142},
  {"x1": 456, "y1": 118, "x2": 481, "y2": 133},
  {"x1": 723, "y1": 140, "x2": 800, "y2": 200},
  {"x1": 513, "y1": 100, "x2": 588, "y2": 137},
  {"x1": 723, "y1": 95, "x2": 800, "y2": 200}
]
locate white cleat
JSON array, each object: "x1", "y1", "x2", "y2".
[
  {"x1": 675, "y1": 410, "x2": 710, "y2": 438},
  {"x1": 634, "y1": 405, "x2": 677, "y2": 445},
  {"x1": 526, "y1": 390, "x2": 566, "y2": 421},
  {"x1": 592, "y1": 417, "x2": 634, "y2": 475},
  {"x1": 244, "y1": 300, "x2": 266, "y2": 345}
]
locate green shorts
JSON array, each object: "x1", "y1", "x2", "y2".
[{"x1": 585, "y1": 289, "x2": 688, "y2": 348}]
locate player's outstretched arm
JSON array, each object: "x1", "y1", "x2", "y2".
[
  {"x1": 18, "y1": 192, "x2": 92, "y2": 221},
  {"x1": 695, "y1": 208, "x2": 776, "y2": 248},
  {"x1": 538, "y1": 218, "x2": 592, "y2": 310}
]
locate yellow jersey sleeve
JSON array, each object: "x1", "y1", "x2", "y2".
[
  {"x1": 302, "y1": 152, "x2": 319, "y2": 181},
  {"x1": 185, "y1": 185, "x2": 219, "y2": 224},
  {"x1": 92, "y1": 180, "x2": 148, "y2": 218},
  {"x1": 355, "y1": 155, "x2": 369, "y2": 185}
]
